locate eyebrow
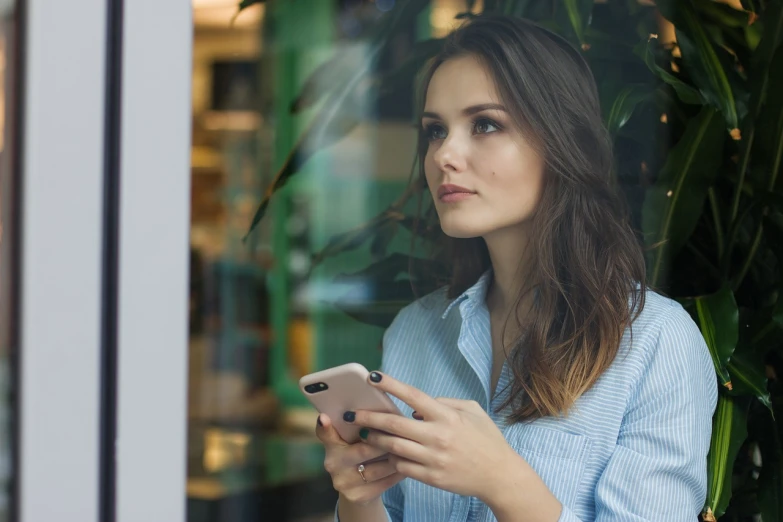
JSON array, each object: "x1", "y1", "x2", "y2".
[{"x1": 421, "y1": 103, "x2": 507, "y2": 120}]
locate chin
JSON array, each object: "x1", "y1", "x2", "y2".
[{"x1": 438, "y1": 218, "x2": 490, "y2": 239}]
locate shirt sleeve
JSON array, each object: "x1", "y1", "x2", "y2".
[{"x1": 560, "y1": 304, "x2": 718, "y2": 521}]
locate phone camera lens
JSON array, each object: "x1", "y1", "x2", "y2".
[{"x1": 304, "y1": 382, "x2": 328, "y2": 394}]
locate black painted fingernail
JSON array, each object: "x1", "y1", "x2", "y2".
[
  {"x1": 369, "y1": 372, "x2": 382, "y2": 383},
  {"x1": 317, "y1": 415, "x2": 323, "y2": 427},
  {"x1": 359, "y1": 428, "x2": 369, "y2": 439},
  {"x1": 343, "y1": 411, "x2": 356, "y2": 423}
]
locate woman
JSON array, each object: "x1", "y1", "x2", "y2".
[{"x1": 316, "y1": 15, "x2": 718, "y2": 522}]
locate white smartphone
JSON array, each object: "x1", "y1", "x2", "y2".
[{"x1": 299, "y1": 362, "x2": 402, "y2": 444}]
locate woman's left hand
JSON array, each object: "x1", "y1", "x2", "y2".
[{"x1": 345, "y1": 371, "x2": 521, "y2": 502}]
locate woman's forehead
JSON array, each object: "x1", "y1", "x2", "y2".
[{"x1": 424, "y1": 56, "x2": 501, "y2": 114}]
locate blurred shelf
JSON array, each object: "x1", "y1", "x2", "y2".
[{"x1": 187, "y1": 424, "x2": 336, "y2": 522}]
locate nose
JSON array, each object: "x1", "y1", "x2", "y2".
[{"x1": 432, "y1": 134, "x2": 467, "y2": 173}]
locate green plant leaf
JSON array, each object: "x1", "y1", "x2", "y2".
[
  {"x1": 643, "y1": 107, "x2": 726, "y2": 286},
  {"x1": 559, "y1": 0, "x2": 594, "y2": 45},
  {"x1": 694, "y1": 0, "x2": 751, "y2": 29},
  {"x1": 238, "y1": 0, "x2": 263, "y2": 11},
  {"x1": 370, "y1": 221, "x2": 398, "y2": 261},
  {"x1": 332, "y1": 280, "x2": 414, "y2": 328},
  {"x1": 703, "y1": 395, "x2": 748, "y2": 519},
  {"x1": 674, "y1": 11, "x2": 742, "y2": 130},
  {"x1": 332, "y1": 253, "x2": 444, "y2": 288},
  {"x1": 582, "y1": 27, "x2": 634, "y2": 62},
  {"x1": 756, "y1": 44, "x2": 783, "y2": 193},
  {"x1": 375, "y1": 38, "x2": 445, "y2": 97},
  {"x1": 244, "y1": 0, "x2": 431, "y2": 239},
  {"x1": 289, "y1": 46, "x2": 365, "y2": 114},
  {"x1": 243, "y1": 103, "x2": 362, "y2": 241},
  {"x1": 749, "y1": 1, "x2": 783, "y2": 114},
  {"x1": 656, "y1": 0, "x2": 746, "y2": 127},
  {"x1": 329, "y1": 254, "x2": 445, "y2": 327},
  {"x1": 398, "y1": 215, "x2": 443, "y2": 243},
  {"x1": 728, "y1": 2, "x2": 783, "y2": 225},
  {"x1": 605, "y1": 84, "x2": 653, "y2": 136},
  {"x1": 726, "y1": 349, "x2": 772, "y2": 411},
  {"x1": 741, "y1": 0, "x2": 760, "y2": 15},
  {"x1": 681, "y1": 287, "x2": 739, "y2": 391},
  {"x1": 311, "y1": 210, "x2": 405, "y2": 267},
  {"x1": 334, "y1": 253, "x2": 410, "y2": 283},
  {"x1": 634, "y1": 39, "x2": 703, "y2": 106}
]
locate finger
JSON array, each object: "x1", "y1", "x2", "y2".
[
  {"x1": 367, "y1": 471, "x2": 404, "y2": 492},
  {"x1": 334, "y1": 457, "x2": 398, "y2": 491},
  {"x1": 356, "y1": 458, "x2": 398, "y2": 484},
  {"x1": 338, "y1": 439, "x2": 388, "y2": 468},
  {"x1": 367, "y1": 371, "x2": 447, "y2": 420},
  {"x1": 435, "y1": 397, "x2": 483, "y2": 412},
  {"x1": 388, "y1": 454, "x2": 430, "y2": 484},
  {"x1": 339, "y1": 472, "x2": 404, "y2": 507},
  {"x1": 315, "y1": 414, "x2": 349, "y2": 447},
  {"x1": 363, "y1": 430, "x2": 430, "y2": 465},
  {"x1": 351, "y1": 410, "x2": 431, "y2": 444}
]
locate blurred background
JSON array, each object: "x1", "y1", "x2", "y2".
[
  {"x1": 2, "y1": 0, "x2": 783, "y2": 521},
  {"x1": 187, "y1": 1, "x2": 420, "y2": 520},
  {"x1": 185, "y1": 0, "x2": 783, "y2": 521}
]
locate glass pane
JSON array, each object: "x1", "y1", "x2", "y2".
[
  {"x1": 0, "y1": 0, "x2": 18, "y2": 520},
  {"x1": 186, "y1": 1, "x2": 765, "y2": 521},
  {"x1": 187, "y1": 1, "x2": 424, "y2": 519}
]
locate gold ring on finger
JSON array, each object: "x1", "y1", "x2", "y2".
[{"x1": 357, "y1": 464, "x2": 367, "y2": 483}]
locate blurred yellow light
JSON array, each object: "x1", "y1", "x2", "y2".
[
  {"x1": 192, "y1": 0, "x2": 263, "y2": 28},
  {"x1": 192, "y1": 0, "x2": 239, "y2": 7}
]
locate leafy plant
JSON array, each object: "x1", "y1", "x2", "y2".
[{"x1": 240, "y1": 0, "x2": 783, "y2": 519}]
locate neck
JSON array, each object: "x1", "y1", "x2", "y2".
[{"x1": 483, "y1": 224, "x2": 534, "y2": 318}]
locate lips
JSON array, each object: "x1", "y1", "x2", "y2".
[{"x1": 437, "y1": 184, "x2": 477, "y2": 201}]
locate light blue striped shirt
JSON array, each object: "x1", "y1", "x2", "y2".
[{"x1": 338, "y1": 270, "x2": 718, "y2": 521}]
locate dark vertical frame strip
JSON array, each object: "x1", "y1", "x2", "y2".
[
  {"x1": 101, "y1": 0, "x2": 123, "y2": 520},
  {"x1": 9, "y1": 0, "x2": 26, "y2": 521}
]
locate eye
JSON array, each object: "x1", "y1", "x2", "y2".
[
  {"x1": 423, "y1": 123, "x2": 447, "y2": 141},
  {"x1": 473, "y1": 117, "x2": 501, "y2": 135}
]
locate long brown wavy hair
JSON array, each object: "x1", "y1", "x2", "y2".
[{"x1": 413, "y1": 15, "x2": 647, "y2": 422}]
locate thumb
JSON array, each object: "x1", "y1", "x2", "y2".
[{"x1": 315, "y1": 413, "x2": 349, "y2": 447}]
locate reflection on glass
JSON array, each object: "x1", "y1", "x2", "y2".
[
  {"x1": 0, "y1": 1, "x2": 17, "y2": 521},
  {"x1": 186, "y1": 1, "x2": 459, "y2": 521}
]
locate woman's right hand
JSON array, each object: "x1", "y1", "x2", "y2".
[{"x1": 316, "y1": 413, "x2": 404, "y2": 506}]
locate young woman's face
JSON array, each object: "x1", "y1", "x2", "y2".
[{"x1": 422, "y1": 54, "x2": 545, "y2": 239}]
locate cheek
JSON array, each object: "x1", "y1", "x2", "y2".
[
  {"x1": 487, "y1": 156, "x2": 546, "y2": 211},
  {"x1": 423, "y1": 152, "x2": 438, "y2": 192}
]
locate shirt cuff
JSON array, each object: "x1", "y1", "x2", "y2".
[{"x1": 558, "y1": 504, "x2": 582, "y2": 522}]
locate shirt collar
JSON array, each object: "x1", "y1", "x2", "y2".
[{"x1": 441, "y1": 269, "x2": 493, "y2": 319}]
